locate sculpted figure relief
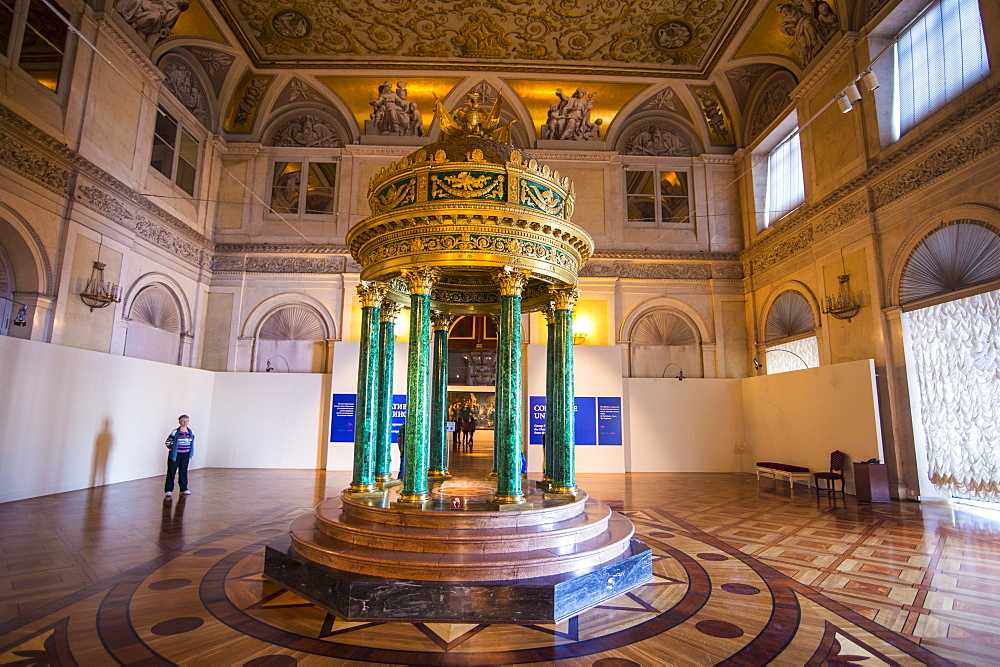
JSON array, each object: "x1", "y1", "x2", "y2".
[
  {"x1": 272, "y1": 116, "x2": 338, "y2": 147},
  {"x1": 777, "y1": 0, "x2": 838, "y2": 65},
  {"x1": 367, "y1": 81, "x2": 423, "y2": 136},
  {"x1": 162, "y1": 61, "x2": 208, "y2": 126},
  {"x1": 625, "y1": 124, "x2": 689, "y2": 156},
  {"x1": 541, "y1": 88, "x2": 602, "y2": 141},
  {"x1": 117, "y1": 0, "x2": 190, "y2": 46}
]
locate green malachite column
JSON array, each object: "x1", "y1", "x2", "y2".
[
  {"x1": 429, "y1": 311, "x2": 454, "y2": 478},
  {"x1": 349, "y1": 281, "x2": 387, "y2": 494},
  {"x1": 492, "y1": 267, "x2": 531, "y2": 508},
  {"x1": 547, "y1": 287, "x2": 579, "y2": 497},
  {"x1": 541, "y1": 303, "x2": 556, "y2": 489},
  {"x1": 375, "y1": 300, "x2": 401, "y2": 486},
  {"x1": 396, "y1": 267, "x2": 438, "y2": 507}
]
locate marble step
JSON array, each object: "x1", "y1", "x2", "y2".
[
  {"x1": 288, "y1": 507, "x2": 636, "y2": 582},
  {"x1": 315, "y1": 497, "x2": 612, "y2": 554}
]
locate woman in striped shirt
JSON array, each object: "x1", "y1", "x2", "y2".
[{"x1": 164, "y1": 414, "x2": 195, "y2": 497}]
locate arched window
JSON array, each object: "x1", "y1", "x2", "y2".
[
  {"x1": 763, "y1": 290, "x2": 819, "y2": 374},
  {"x1": 124, "y1": 285, "x2": 182, "y2": 364},
  {"x1": 900, "y1": 221, "x2": 1000, "y2": 305},
  {"x1": 629, "y1": 309, "x2": 702, "y2": 378},
  {"x1": 255, "y1": 305, "x2": 327, "y2": 373}
]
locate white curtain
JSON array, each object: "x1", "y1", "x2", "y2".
[
  {"x1": 766, "y1": 336, "x2": 820, "y2": 375},
  {"x1": 906, "y1": 289, "x2": 1000, "y2": 502}
]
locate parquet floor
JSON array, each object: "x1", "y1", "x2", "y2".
[{"x1": 1, "y1": 438, "x2": 997, "y2": 665}]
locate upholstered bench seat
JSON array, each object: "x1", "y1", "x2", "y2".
[{"x1": 755, "y1": 462, "x2": 812, "y2": 495}]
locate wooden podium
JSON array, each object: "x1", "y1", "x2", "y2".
[{"x1": 853, "y1": 463, "x2": 891, "y2": 502}]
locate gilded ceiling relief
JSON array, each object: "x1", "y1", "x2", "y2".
[
  {"x1": 160, "y1": 0, "x2": 229, "y2": 44},
  {"x1": 504, "y1": 80, "x2": 648, "y2": 140},
  {"x1": 224, "y1": 72, "x2": 274, "y2": 133},
  {"x1": 315, "y1": 77, "x2": 462, "y2": 137},
  {"x1": 734, "y1": 0, "x2": 839, "y2": 67},
  {"x1": 224, "y1": 0, "x2": 739, "y2": 72},
  {"x1": 688, "y1": 85, "x2": 735, "y2": 147}
]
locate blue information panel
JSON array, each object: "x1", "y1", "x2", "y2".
[
  {"x1": 528, "y1": 396, "x2": 546, "y2": 445},
  {"x1": 330, "y1": 393, "x2": 356, "y2": 442},
  {"x1": 597, "y1": 397, "x2": 623, "y2": 446},
  {"x1": 330, "y1": 393, "x2": 407, "y2": 443},
  {"x1": 574, "y1": 397, "x2": 597, "y2": 446}
]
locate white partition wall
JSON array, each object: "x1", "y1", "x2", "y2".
[{"x1": 0, "y1": 336, "x2": 215, "y2": 503}]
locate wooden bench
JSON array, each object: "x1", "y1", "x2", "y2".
[{"x1": 756, "y1": 462, "x2": 812, "y2": 495}]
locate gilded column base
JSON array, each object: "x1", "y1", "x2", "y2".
[
  {"x1": 536, "y1": 477, "x2": 553, "y2": 492},
  {"x1": 391, "y1": 492, "x2": 432, "y2": 510},
  {"x1": 377, "y1": 477, "x2": 402, "y2": 490},
  {"x1": 345, "y1": 484, "x2": 384, "y2": 499},
  {"x1": 427, "y1": 469, "x2": 452, "y2": 479},
  {"x1": 487, "y1": 493, "x2": 533, "y2": 511},
  {"x1": 544, "y1": 486, "x2": 582, "y2": 501}
]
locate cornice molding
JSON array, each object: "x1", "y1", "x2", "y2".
[
  {"x1": 593, "y1": 250, "x2": 740, "y2": 261},
  {"x1": 214, "y1": 243, "x2": 350, "y2": 254},
  {"x1": 95, "y1": 16, "x2": 164, "y2": 83},
  {"x1": 790, "y1": 32, "x2": 860, "y2": 100}
]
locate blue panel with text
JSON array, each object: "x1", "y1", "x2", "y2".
[
  {"x1": 528, "y1": 396, "x2": 546, "y2": 444},
  {"x1": 330, "y1": 394, "x2": 356, "y2": 442},
  {"x1": 597, "y1": 397, "x2": 623, "y2": 446}
]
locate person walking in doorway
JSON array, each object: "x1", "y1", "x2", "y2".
[{"x1": 164, "y1": 414, "x2": 194, "y2": 497}]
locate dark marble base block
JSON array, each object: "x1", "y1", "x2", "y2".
[{"x1": 263, "y1": 535, "x2": 652, "y2": 623}]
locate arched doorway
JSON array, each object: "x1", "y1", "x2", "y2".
[
  {"x1": 254, "y1": 305, "x2": 328, "y2": 373},
  {"x1": 123, "y1": 285, "x2": 182, "y2": 364},
  {"x1": 901, "y1": 220, "x2": 1000, "y2": 503},
  {"x1": 762, "y1": 290, "x2": 819, "y2": 373}
]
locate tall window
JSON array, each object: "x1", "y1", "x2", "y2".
[
  {"x1": 765, "y1": 127, "x2": 804, "y2": 225},
  {"x1": 624, "y1": 168, "x2": 691, "y2": 226},
  {"x1": 892, "y1": 0, "x2": 989, "y2": 140},
  {"x1": 150, "y1": 106, "x2": 199, "y2": 195},
  {"x1": 0, "y1": 0, "x2": 71, "y2": 92},
  {"x1": 269, "y1": 160, "x2": 337, "y2": 217}
]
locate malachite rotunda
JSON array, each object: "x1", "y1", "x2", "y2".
[{"x1": 345, "y1": 92, "x2": 595, "y2": 509}]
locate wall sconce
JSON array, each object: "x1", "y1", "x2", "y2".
[
  {"x1": 79, "y1": 261, "x2": 122, "y2": 311},
  {"x1": 822, "y1": 274, "x2": 862, "y2": 322},
  {"x1": 572, "y1": 332, "x2": 588, "y2": 345}
]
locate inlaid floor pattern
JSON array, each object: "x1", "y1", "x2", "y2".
[{"x1": 1, "y1": 453, "x2": 996, "y2": 664}]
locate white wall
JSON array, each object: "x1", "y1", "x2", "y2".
[
  {"x1": 741, "y1": 359, "x2": 884, "y2": 494},
  {"x1": 624, "y1": 378, "x2": 746, "y2": 472},
  {"x1": 0, "y1": 336, "x2": 215, "y2": 502},
  {"x1": 208, "y1": 373, "x2": 332, "y2": 469}
]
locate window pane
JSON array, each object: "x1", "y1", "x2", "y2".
[
  {"x1": 271, "y1": 162, "x2": 302, "y2": 215},
  {"x1": 659, "y1": 171, "x2": 689, "y2": 223},
  {"x1": 175, "y1": 130, "x2": 199, "y2": 194},
  {"x1": 894, "y1": 0, "x2": 988, "y2": 139},
  {"x1": 627, "y1": 195, "x2": 657, "y2": 223},
  {"x1": 304, "y1": 162, "x2": 336, "y2": 214},
  {"x1": 150, "y1": 108, "x2": 177, "y2": 177},
  {"x1": 0, "y1": 0, "x2": 15, "y2": 59},
  {"x1": 625, "y1": 170, "x2": 655, "y2": 195},
  {"x1": 766, "y1": 130, "x2": 804, "y2": 224},
  {"x1": 18, "y1": 0, "x2": 69, "y2": 92}
]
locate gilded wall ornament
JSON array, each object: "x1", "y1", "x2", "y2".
[
  {"x1": 452, "y1": 10, "x2": 510, "y2": 58},
  {"x1": 271, "y1": 10, "x2": 311, "y2": 39},
  {"x1": 689, "y1": 85, "x2": 735, "y2": 146}
]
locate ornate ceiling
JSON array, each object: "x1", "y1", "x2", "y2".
[{"x1": 209, "y1": 0, "x2": 758, "y2": 76}]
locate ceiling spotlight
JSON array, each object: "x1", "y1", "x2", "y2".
[
  {"x1": 836, "y1": 94, "x2": 853, "y2": 114},
  {"x1": 845, "y1": 83, "x2": 862, "y2": 104},
  {"x1": 753, "y1": 356, "x2": 762, "y2": 371},
  {"x1": 861, "y1": 71, "x2": 880, "y2": 92}
]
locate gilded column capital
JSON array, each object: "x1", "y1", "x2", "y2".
[
  {"x1": 549, "y1": 287, "x2": 579, "y2": 311},
  {"x1": 431, "y1": 311, "x2": 455, "y2": 331},
  {"x1": 357, "y1": 281, "x2": 388, "y2": 307},
  {"x1": 402, "y1": 267, "x2": 439, "y2": 295},
  {"x1": 541, "y1": 301, "x2": 556, "y2": 324},
  {"x1": 380, "y1": 299, "x2": 402, "y2": 322},
  {"x1": 493, "y1": 266, "x2": 530, "y2": 295}
]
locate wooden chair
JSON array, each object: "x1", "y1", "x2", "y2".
[{"x1": 814, "y1": 450, "x2": 846, "y2": 496}]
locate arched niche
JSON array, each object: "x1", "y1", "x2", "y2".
[
  {"x1": 759, "y1": 284, "x2": 821, "y2": 373},
  {"x1": 242, "y1": 294, "x2": 336, "y2": 373},
  {"x1": 157, "y1": 51, "x2": 216, "y2": 132},
  {"x1": 744, "y1": 69, "x2": 797, "y2": 143},
  {"x1": 620, "y1": 298, "x2": 711, "y2": 378},
  {"x1": 612, "y1": 112, "x2": 704, "y2": 157},
  {"x1": 123, "y1": 283, "x2": 184, "y2": 365},
  {"x1": 263, "y1": 106, "x2": 351, "y2": 149}
]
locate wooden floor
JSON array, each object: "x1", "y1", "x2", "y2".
[{"x1": 1, "y1": 437, "x2": 997, "y2": 665}]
